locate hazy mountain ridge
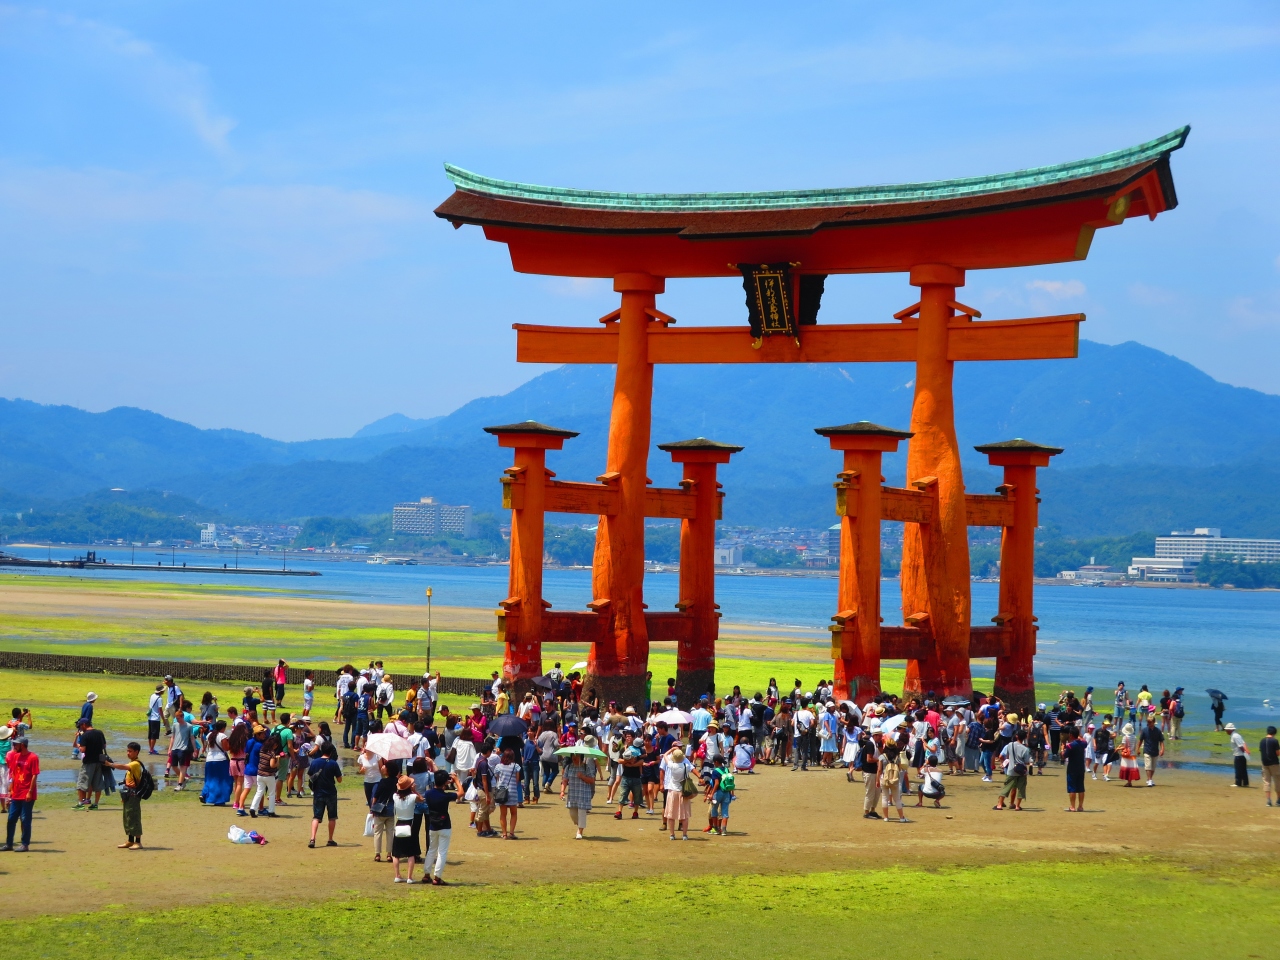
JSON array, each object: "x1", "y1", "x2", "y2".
[{"x1": 0, "y1": 339, "x2": 1277, "y2": 536}]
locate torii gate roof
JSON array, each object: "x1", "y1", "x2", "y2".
[{"x1": 435, "y1": 127, "x2": 1187, "y2": 278}]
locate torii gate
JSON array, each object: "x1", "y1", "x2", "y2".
[{"x1": 437, "y1": 127, "x2": 1187, "y2": 711}]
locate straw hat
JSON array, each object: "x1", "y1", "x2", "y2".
[
  {"x1": 396, "y1": 775, "x2": 415, "y2": 791},
  {"x1": 669, "y1": 747, "x2": 686, "y2": 763},
  {"x1": 1224, "y1": 722, "x2": 1237, "y2": 731},
  {"x1": 0, "y1": 727, "x2": 11, "y2": 741}
]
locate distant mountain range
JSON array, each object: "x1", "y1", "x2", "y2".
[{"x1": 2, "y1": 339, "x2": 1279, "y2": 538}]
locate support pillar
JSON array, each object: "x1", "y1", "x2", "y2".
[
  {"x1": 815, "y1": 422, "x2": 912, "y2": 703},
  {"x1": 657, "y1": 438, "x2": 742, "y2": 708},
  {"x1": 900, "y1": 263, "x2": 973, "y2": 698},
  {"x1": 484, "y1": 420, "x2": 580, "y2": 699},
  {"x1": 587, "y1": 272, "x2": 665, "y2": 708},
  {"x1": 977, "y1": 439, "x2": 1062, "y2": 714}
]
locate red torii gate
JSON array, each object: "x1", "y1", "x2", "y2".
[{"x1": 438, "y1": 127, "x2": 1187, "y2": 711}]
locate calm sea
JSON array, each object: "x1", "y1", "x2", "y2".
[{"x1": 8, "y1": 545, "x2": 1279, "y2": 729}]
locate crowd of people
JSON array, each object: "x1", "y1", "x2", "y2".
[{"x1": 0, "y1": 665, "x2": 1277, "y2": 867}]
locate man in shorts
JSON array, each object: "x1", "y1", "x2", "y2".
[
  {"x1": 168, "y1": 710, "x2": 196, "y2": 791},
  {"x1": 75, "y1": 718, "x2": 107, "y2": 809},
  {"x1": 162, "y1": 675, "x2": 182, "y2": 734},
  {"x1": 1261, "y1": 726, "x2": 1279, "y2": 807},
  {"x1": 307, "y1": 743, "x2": 343, "y2": 847},
  {"x1": 1139, "y1": 716, "x2": 1165, "y2": 787},
  {"x1": 146, "y1": 685, "x2": 165, "y2": 755}
]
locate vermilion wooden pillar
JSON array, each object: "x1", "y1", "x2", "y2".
[
  {"x1": 657, "y1": 438, "x2": 742, "y2": 708},
  {"x1": 484, "y1": 420, "x2": 579, "y2": 697},
  {"x1": 976, "y1": 439, "x2": 1062, "y2": 714},
  {"x1": 816, "y1": 422, "x2": 912, "y2": 703},
  {"x1": 587, "y1": 272, "x2": 665, "y2": 708},
  {"x1": 901, "y1": 263, "x2": 973, "y2": 699}
]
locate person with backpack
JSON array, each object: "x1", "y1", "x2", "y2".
[
  {"x1": 660, "y1": 745, "x2": 695, "y2": 840},
  {"x1": 104, "y1": 741, "x2": 148, "y2": 849},
  {"x1": 1092, "y1": 719, "x2": 1114, "y2": 782},
  {"x1": 878, "y1": 743, "x2": 908, "y2": 822},
  {"x1": 307, "y1": 743, "x2": 343, "y2": 848},
  {"x1": 994, "y1": 729, "x2": 1032, "y2": 811},
  {"x1": 705, "y1": 755, "x2": 735, "y2": 835},
  {"x1": 1170, "y1": 687, "x2": 1185, "y2": 740}
]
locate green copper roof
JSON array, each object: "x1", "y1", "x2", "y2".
[{"x1": 445, "y1": 127, "x2": 1188, "y2": 213}]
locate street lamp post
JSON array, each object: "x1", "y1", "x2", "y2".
[{"x1": 426, "y1": 586, "x2": 433, "y2": 674}]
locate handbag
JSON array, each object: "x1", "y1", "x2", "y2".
[
  {"x1": 679, "y1": 766, "x2": 699, "y2": 799},
  {"x1": 464, "y1": 781, "x2": 479, "y2": 802},
  {"x1": 363, "y1": 813, "x2": 376, "y2": 837},
  {"x1": 493, "y1": 785, "x2": 510, "y2": 805},
  {"x1": 394, "y1": 820, "x2": 412, "y2": 838}
]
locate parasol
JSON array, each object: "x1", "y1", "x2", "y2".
[
  {"x1": 487, "y1": 714, "x2": 528, "y2": 738},
  {"x1": 555, "y1": 743, "x2": 607, "y2": 760},
  {"x1": 654, "y1": 709, "x2": 694, "y2": 725},
  {"x1": 1205, "y1": 688, "x2": 1228, "y2": 701},
  {"x1": 363, "y1": 732, "x2": 413, "y2": 761}
]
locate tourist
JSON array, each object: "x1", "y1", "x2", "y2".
[
  {"x1": 260, "y1": 671, "x2": 277, "y2": 724},
  {"x1": 1169, "y1": 687, "x2": 1185, "y2": 740},
  {"x1": 1113, "y1": 681, "x2": 1127, "y2": 730},
  {"x1": 660, "y1": 745, "x2": 694, "y2": 839},
  {"x1": 369, "y1": 762, "x2": 396, "y2": 862},
  {"x1": 237, "y1": 726, "x2": 264, "y2": 814},
  {"x1": 355, "y1": 682, "x2": 374, "y2": 750},
  {"x1": 994, "y1": 729, "x2": 1031, "y2": 811},
  {"x1": 1136, "y1": 685, "x2": 1153, "y2": 724},
  {"x1": 860, "y1": 728, "x2": 882, "y2": 819},
  {"x1": 307, "y1": 742, "x2": 342, "y2": 848},
  {"x1": 162, "y1": 675, "x2": 182, "y2": 732},
  {"x1": 376, "y1": 673, "x2": 396, "y2": 721},
  {"x1": 75, "y1": 717, "x2": 106, "y2": 810},
  {"x1": 492, "y1": 746, "x2": 522, "y2": 839},
  {"x1": 146, "y1": 684, "x2": 165, "y2": 754},
  {"x1": 1260, "y1": 726, "x2": 1279, "y2": 807},
  {"x1": 390, "y1": 775, "x2": 421, "y2": 883},
  {"x1": 1092, "y1": 720, "x2": 1114, "y2": 781},
  {"x1": 274, "y1": 659, "x2": 288, "y2": 708},
  {"x1": 302, "y1": 669, "x2": 315, "y2": 719},
  {"x1": 1227, "y1": 723, "x2": 1250, "y2": 788},
  {"x1": 978, "y1": 717, "x2": 997, "y2": 782},
  {"x1": 562, "y1": 751, "x2": 597, "y2": 840},
  {"x1": 915, "y1": 756, "x2": 945, "y2": 808},
  {"x1": 1139, "y1": 715, "x2": 1165, "y2": 787},
  {"x1": 703, "y1": 754, "x2": 734, "y2": 835},
  {"x1": 1063, "y1": 726, "x2": 1087, "y2": 811},
  {"x1": 613, "y1": 731, "x2": 643, "y2": 820},
  {"x1": 471, "y1": 740, "x2": 496, "y2": 838},
  {"x1": 791, "y1": 698, "x2": 815, "y2": 771},
  {"x1": 248, "y1": 733, "x2": 281, "y2": 817},
  {"x1": 227, "y1": 711, "x2": 248, "y2": 812},
  {"x1": 1029, "y1": 708, "x2": 1048, "y2": 774},
  {"x1": 878, "y1": 742, "x2": 908, "y2": 822},
  {"x1": 1211, "y1": 693, "x2": 1226, "y2": 731},
  {"x1": 104, "y1": 741, "x2": 145, "y2": 849},
  {"x1": 422, "y1": 769, "x2": 453, "y2": 884},
  {"x1": 818, "y1": 703, "x2": 838, "y2": 767},
  {"x1": 1117, "y1": 722, "x2": 1141, "y2": 785},
  {"x1": 0, "y1": 726, "x2": 11, "y2": 813},
  {"x1": 2, "y1": 737, "x2": 38, "y2": 852},
  {"x1": 733, "y1": 732, "x2": 756, "y2": 773},
  {"x1": 641, "y1": 734, "x2": 661, "y2": 813},
  {"x1": 537, "y1": 722, "x2": 560, "y2": 793},
  {"x1": 200, "y1": 720, "x2": 233, "y2": 806}
]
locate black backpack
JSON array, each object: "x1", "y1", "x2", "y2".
[{"x1": 136, "y1": 767, "x2": 156, "y2": 801}]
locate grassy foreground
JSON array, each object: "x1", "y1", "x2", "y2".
[{"x1": 4, "y1": 861, "x2": 1273, "y2": 958}]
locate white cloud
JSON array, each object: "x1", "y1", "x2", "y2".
[
  {"x1": 0, "y1": 6, "x2": 236, "y2": 154},
  {"x1": 1128, "y1": 281, "x2": 1179, "y2": 306},
  {"x1": 542, "y1": 277, "x2": 613, "y2": 299},
  {"x1": 1026, "y1": 279, "x2": 1086, "y2": 299},
  {"x1": 1226, "y1": 296, "x2": 1280, "y2": 332}
]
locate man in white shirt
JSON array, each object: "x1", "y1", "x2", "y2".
[
  {"x1": 334, "y1": 672, "x2": 353, "y2": 722},
  {"x1": 375, "y1": 676, "x2": 395, "y2": 721},
  {"x1": 691, "y1": 702, "x2": 713, "y2": 735},
  {"x1": 791, "y1": 700, "x2": 815, "y2": 771},
  {"x1": 146, "y1": 685, "x2": 165, "y2": 755}
]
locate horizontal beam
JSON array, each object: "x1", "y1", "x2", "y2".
[
  {"x1": 644, "y1": 486, "x2": 698, "y2": 520},
  {"x1": 514, "y1": 314, "x2": 1083, "y2": 365},
  {"x1": 964, "y1": 493, "x2": 1015, "y2": 527},
  {"x1": 880, "y1": 486, "x2": 934, "y2": 524},
  {"x1": 544, "y1": 480, "x2": 619, "y2": 516},
  {"x1": 503, "y1": 609, "x2": 693, "y2": 645},
  {"x1": 968, "y1": 625, "x2": 1013, "y2": 658}
]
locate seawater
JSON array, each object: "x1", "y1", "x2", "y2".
[{"x1": 9, "y1": 545, "x2": 1279, "y2": 729}]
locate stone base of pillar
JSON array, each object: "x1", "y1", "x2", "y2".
[
  {"x1": 581, "y1": 671, "x2": 650, "y2": 713},
  {"x1": 675, "y1": 667, "x2": 715, "y2": 711},
  {"x1": 992, "y1": 682, "x2": 1036, "y2": 717}
]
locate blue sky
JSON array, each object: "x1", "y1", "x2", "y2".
[{"x1": 1, "y1": 2, "x2": 1277, "y2": 440}]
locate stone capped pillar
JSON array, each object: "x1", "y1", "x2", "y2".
[
  {"x1": 484, "y1": 420, "x2": 579, "y2": 699},
  {"x1": 657, "y1": 437, "x2": 742, "y2": 708},
  {"x1": 976, "y1": 438, "x2": 1062, "y2": 714},
  {"x1": 815, "y1": 421, "x2": 912, "y2": 703}
]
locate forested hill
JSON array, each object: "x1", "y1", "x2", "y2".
[{"x1": 1, "y1": 339, "x2": 1278, "y2": 537}]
